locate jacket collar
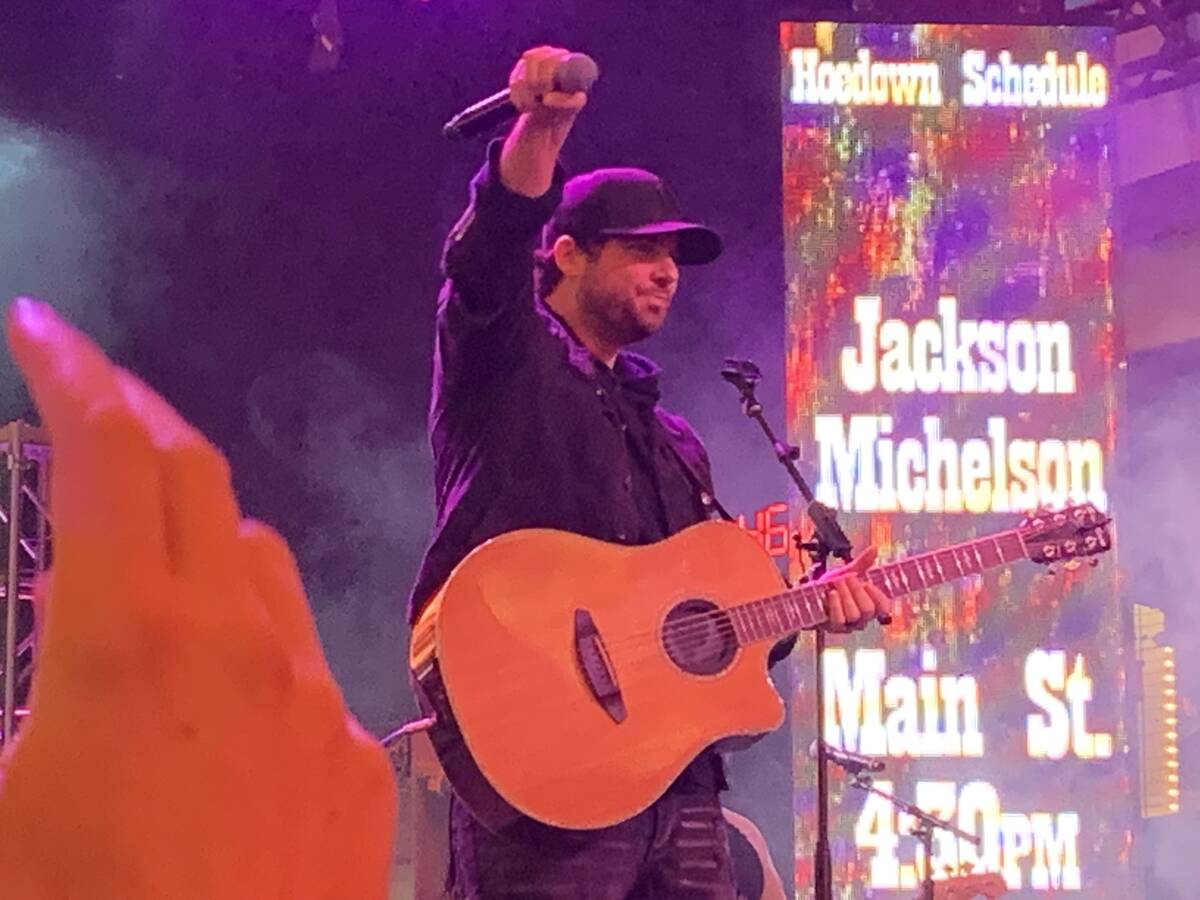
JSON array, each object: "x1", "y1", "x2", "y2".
[{"x1": 537, "y1": 300, "x2": 663, "y2": 405}]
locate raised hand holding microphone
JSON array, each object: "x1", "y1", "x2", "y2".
[
  {"x1": 443, "y1": 48, "x2": 597, "y2": 140},
  {"x1": 507, "y1": 47, "x2": 593, "y2": 127},
  {"x1": 500, "y1": 46, "x2": 592, "y2": 197}
]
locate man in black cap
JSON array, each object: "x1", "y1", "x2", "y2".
[{"x1": 410, "y1": 46, "x2": 887, "y2": 899}]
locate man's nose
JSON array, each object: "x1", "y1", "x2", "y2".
[{"x1": 652, "y1": 256, "x2": 678, "y2": 289}]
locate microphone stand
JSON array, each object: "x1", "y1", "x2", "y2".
[
  {"x1": 847, "y1": 772, "x2": 982, "y2": 900},
  {"x1": 721, "y1": 359, "x2": 852, "y2": 900}
]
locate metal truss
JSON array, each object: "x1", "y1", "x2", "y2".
[
  {"x1": 1092, "y1": 0, "x2": 1200, "y2": 101},
  {"x1": 0, "y1": 421, "x2": 52, "y2": 748}
]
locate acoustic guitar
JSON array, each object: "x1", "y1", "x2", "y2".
[{"x1": 409, "y1": 504, "x2": 1111, "y2": 831}]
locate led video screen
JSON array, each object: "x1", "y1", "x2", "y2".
[{"x1": 780, "y1": 20, "x2": 1127, "y2": 897}]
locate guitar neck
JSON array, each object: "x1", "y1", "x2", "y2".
[{"x1": 727, "y1": 528, "x2": 1028, "y2": 647}]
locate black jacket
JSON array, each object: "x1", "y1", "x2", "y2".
[{"x1": 408, "y1": 142, "x2": 719, "y2": 625}]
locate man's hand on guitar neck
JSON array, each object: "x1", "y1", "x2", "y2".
[
  {"x1": 817, "y1": 547, "x2": 892, "y2": 633},
  {"x1": 0, "y1": 299, "x2": 395, "y2": 899}
]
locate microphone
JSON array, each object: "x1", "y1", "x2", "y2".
[
  {"x1": 808, "y1": 739, "x2": 885, "y2": 774},
  {"x1": 442, "y1": 53, "x2": 600, "y2": 139}
]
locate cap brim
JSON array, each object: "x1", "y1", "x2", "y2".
[{"x1": 597, "y1": 221, "x2": 723, "y2": 265}]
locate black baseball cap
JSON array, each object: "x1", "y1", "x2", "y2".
[{"x1": 542, "y1": 167, "x2": 723, "y2": 265}]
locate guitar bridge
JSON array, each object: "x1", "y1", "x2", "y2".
[{"x1": 573, "y1": 609, "x2": 627, "y2": 723}]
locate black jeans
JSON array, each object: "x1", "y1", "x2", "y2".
[{"x1": 449, "y1": 790, "x2": 738, "y2": 899}]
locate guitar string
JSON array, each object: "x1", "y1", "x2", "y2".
[
  {"x1": 596, "y1": 587, "x2": 826, "y2": 655},
  {"x1": 438, "y1": 543, "x2": 1029, "y2": 708},
  {"x1": 596, "y1": 570, "x2": 895, "y2": 654},
  {"x1": 559, "y1": 569, "x2": 905, "y2": 662},
  {"x1": 432, "y1": 532, "x2": 1037, "y2": 686},
  {"x1": 595, "y1": 533, "x2": 1028, "y2": 655},
  {"x1": 568, "y1": 570, "x2": 1010, "y2": 664},
  {"x1": 609, "y1": 529, "x2": 1027, "y2": 647},
  {"x1": 443, "y1": 522, "x2": 1087, "y2": 670},
  {"x1": 463, "y1": 544, "x2": 1013, "y2": 679}
]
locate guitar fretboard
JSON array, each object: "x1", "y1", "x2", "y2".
[{"x1": 726, "y1": 529, "x2": 1027, "y2": 647}]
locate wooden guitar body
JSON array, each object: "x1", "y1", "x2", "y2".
[
  {"x1": 408, "y1": 504, "x2": 1112, "y2": 832},
  {"x1": 409, "y1": 521, "x2": 787, "y2": 831}
]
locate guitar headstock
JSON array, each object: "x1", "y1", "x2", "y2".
[
  {"x1": 1019, "y1": 503, "x2": 1112, "y2": 568},
  {"x1": 933, "y1": 871, "x2": 1008, "y2": 899}
]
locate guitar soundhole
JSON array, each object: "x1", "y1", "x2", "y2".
[{"x1": 662, "y1": 599, "x2": 737, "y2": 676}]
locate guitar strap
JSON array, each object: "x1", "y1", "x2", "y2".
[{"x1": 656, "y1": 418, "x2": 802, "y2": 668}]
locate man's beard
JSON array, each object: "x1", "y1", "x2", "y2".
[{"x1": 578, "y1": 285, "x2": 657, "y2": 347}]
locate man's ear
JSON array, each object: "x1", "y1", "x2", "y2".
[{"x1": 552, "y1": 234, "x2": 591, "y2": 278}]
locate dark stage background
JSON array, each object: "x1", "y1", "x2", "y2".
[{"x1": 0, "y1": 0, "x2": 804, "y2": 883}]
